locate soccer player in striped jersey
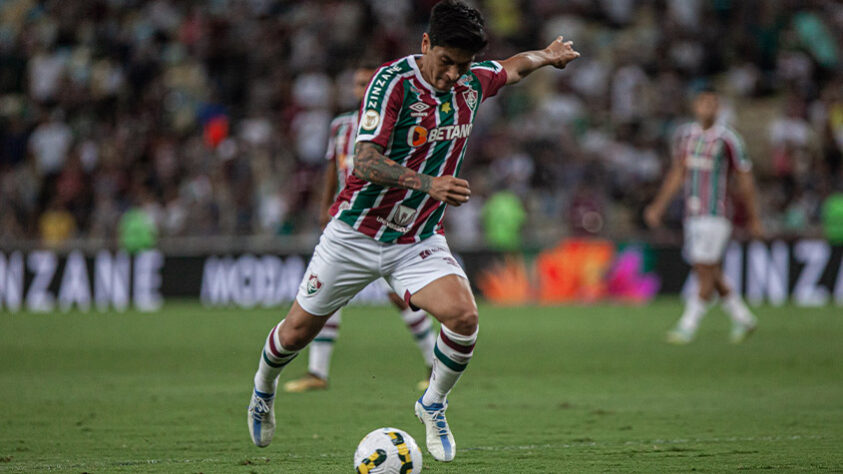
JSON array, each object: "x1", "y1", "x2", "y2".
[
  {"x1": 282, "y1": 62, "x2": 438, "y2": 394},
  {"x1": 248, "y1": 0, "x2": 580, "y2": 461},
  {"x1": 645, "y1": 87, "x2": 762, "y2": 345}
]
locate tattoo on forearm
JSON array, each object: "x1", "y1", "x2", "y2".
[{"x1": 354, "y1": 142, "x2": 431, "y2": 192}]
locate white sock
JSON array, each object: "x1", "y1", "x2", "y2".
[
  {"x1": 400, "y1": 308, "x2": 435, "y2": 368},
  {"x1": 421, "y1": 325, "x2": 477, "y2": 406},
  {"x1": 253, "y1": 320, "x2": 300, "y2": 394},
  {"x1": 308, "y1": 311, "x2": 341, "y2": 380},
  {"x1": 678, "y1": 294, "x2": 708, "y2": 333},
  {"x1": 722, "y1": 293, "x2": 755, "y2": 325}
]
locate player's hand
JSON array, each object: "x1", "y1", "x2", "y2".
[
  {"x1": 428, "y1": 175, "x2": 471, "y2": 206},
  {"x1": 644, "y1": 205, "x2": 662, "y2": 228},
  {"x1": 544, "y1": 36, "x2": 580, "y2": 70}
]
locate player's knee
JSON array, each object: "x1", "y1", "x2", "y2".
[
  {"x1": 449, "y1": 305, "x2": 478, "y2": 336},
  {"x1": 278, "y1": 326, "x2": 312, "y2": 351}
]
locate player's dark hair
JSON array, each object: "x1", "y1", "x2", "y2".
[{"x1": 428, "y1": 0, "x2": 487, "y2": 54}]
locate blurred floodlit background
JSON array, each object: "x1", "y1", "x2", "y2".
[{"x1": 1, "y1": 0, "x2": 841, "y2": 253}]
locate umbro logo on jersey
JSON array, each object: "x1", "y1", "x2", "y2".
[
  {"x1": 409, "y1": 102, "x2": 429, "y2": 112},
  {"x1": 409, "y1": 101, "x2": 430, "y2": 117}
]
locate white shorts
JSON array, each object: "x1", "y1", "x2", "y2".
[
  {"x1": 296, "y1": 219, "x2": 468, "y2": 316},
  {"x1": 683, "y1": 216, "x2": 732, "y2": 265}
]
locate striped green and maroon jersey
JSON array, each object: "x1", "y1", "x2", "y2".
[
  {"x1": 672, "y1": 122, "x2": 752, "y2": 218},
  {"x1": 329, "y1": 55, "x2": 507, "y2": 243},
  {"x1": 325, "y1": 110, "x2": 357, "y2": 193}
]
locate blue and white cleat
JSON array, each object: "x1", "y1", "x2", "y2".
[
  {"x1": 414, "y1": 397, "x2": 455, "y2": 462},
  {"x1": 247, "y1": 389, "x2": 275, "y2": 448}
]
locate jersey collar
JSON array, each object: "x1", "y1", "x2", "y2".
[{"x1": 409, "y1": 55, "x2": 454, "y2": 96}]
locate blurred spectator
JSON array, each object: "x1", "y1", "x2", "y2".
[
  {"x1": 769, "y1": 96, "x2": 816, "y2": 180},
  {"x1": 482, "y1": 190, "x2": 526, "y2": 252},
  {"x1": 39, "y1": 198, "x2": 75, "y2": 247},
  {"x1": 29, "y1": 109, "x2": 72, "y2": 176},
  {"x1": 118, "y1": 195, "x2": 158, "y2": 254},
  {"x1": 822, "y1": 193, "x2": 843, "y2": 243},
  {"x1": 28, "y1": 45, "x2": 66, "y2": 103},
  {"x1": 0, "y1": 0, "x2": 841, "y2": 249}
]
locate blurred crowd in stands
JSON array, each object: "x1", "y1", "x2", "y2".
[{"x1": 1, "y1": 0, "x2": 842, "y2": 250}]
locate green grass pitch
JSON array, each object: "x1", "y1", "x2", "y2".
[{"x1": 1, "y1": 300, "x2": 841, "y2": 472}]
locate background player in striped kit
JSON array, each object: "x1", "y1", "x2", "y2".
[
  {"x1": 283, "y1": 62, "x2": 437, "y2": 393},
  {"x1": 645, "y1": 87, "x2": 763, "y2": 344},
  {"x1": 248, "y1": 0, "x2": 580, "y2": 462}
]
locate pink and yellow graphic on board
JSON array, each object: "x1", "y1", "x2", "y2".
[{"x1": 478, "y1": 238, "x2": 660, "y2": 305}]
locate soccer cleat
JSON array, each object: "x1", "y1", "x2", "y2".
[
  {"x1": 415, "y1": 397, "x2": 455, "y2": 462},
  {"x1": 247, "y1": 388, "x2": 275, "y2": 448},
  {"x1": 283, "y1": 373, "x2": 328, "y2": 393},
  {"x1": 729, "y1": 320, "x2": 757, "y2": 344},
  {"x1": 666, "y1": 327, "x2": 695, "y2": 345}
]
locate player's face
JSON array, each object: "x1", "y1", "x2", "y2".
[
  {"x1": 693, "y1": 92, "x2": 719, "y2": 125},
  {"x1": 420, "y1": 33, "x2": 474, "y2": 91},
  {"x1": 353, "y1": 68, "x2": 375, "y2": 103}
]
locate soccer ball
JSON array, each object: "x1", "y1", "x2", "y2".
[{"x1": 353, "y1": 427, "x2": 423, "y2": 473}]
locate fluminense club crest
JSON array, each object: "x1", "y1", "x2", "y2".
[
  {"x1": 463, "y1": 89, "x2": 478, "y2": 110},
  {"x1": 306, "y1": 273, "x2": 323, "y2": 295}
]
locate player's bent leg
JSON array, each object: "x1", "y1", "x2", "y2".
[
  {"x1": 410, "y1": 274, "x2": 478, "y2": 335},
  {"x1": 284, "y1": 311, "x2": 341, "y2": 393},
  {"x1": 276, "y1": 301, "x2": 333, "y2": 350},
  {"x1": 249, "y1": 301, "x2": 331, "y2": 448},
  {"x1": 407, "y1": 275, "x2": 478, "y2": 462},
  {"x1": 388, "y1": 290, "x2": 436, "y2": 389}
]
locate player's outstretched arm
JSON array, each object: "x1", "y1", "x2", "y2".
[
  {"x1": 500, "y1": 36, "x2": 580, "y2": 85},
  {"x1": 353, "y1": 141, "x2": 471, "y2": 206}
]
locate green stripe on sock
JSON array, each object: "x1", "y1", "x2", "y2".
[
  {"x1": 313, "y1": 337, "x2": 336, "y2": 343},
  {"x1": 263, "y1": 351, "x2": 296, "y2": 368},
  {"x1": 434, "y1": 344, "x2": 467, "y2": 372},
  {"x1": 414, "y1": 328, "x2": 431, "y2": 340}
]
